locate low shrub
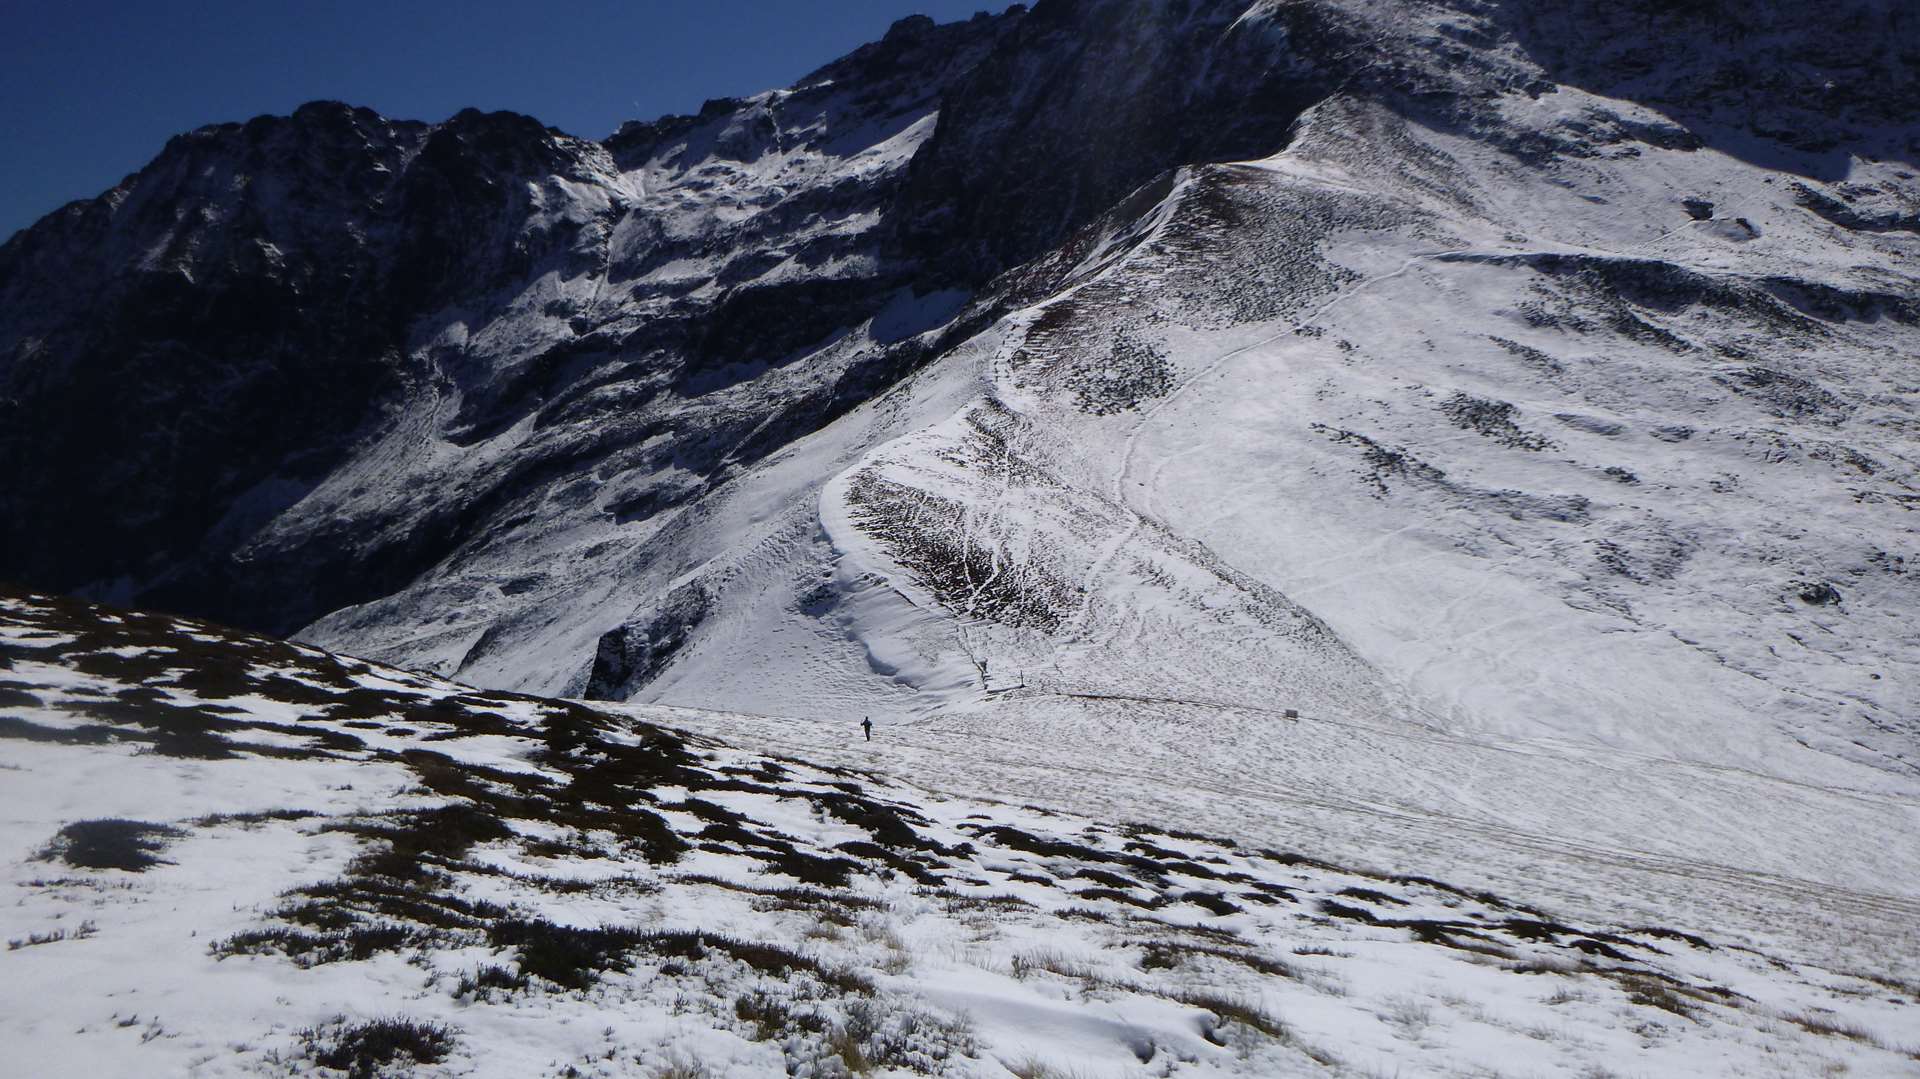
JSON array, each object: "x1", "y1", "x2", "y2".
[{"x1": 303, "y1": 1017, "x2": 455, "y2": 1078}]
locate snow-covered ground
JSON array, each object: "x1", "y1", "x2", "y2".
[{"x1": 5, "y1": 589, "x2": 1917, "y2": 1076}]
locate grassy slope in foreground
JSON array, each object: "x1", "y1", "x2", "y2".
[{"x1": 1, "y1": 586, "x2": 1916, "y2": 1077}]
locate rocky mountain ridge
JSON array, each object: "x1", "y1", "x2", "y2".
[
  {"x1": 3, "y1": 0, "x2": 1917, "y2": 765},
  {"x1": 5, "y1": 5, "x2": 1920, "y2": 1073}
]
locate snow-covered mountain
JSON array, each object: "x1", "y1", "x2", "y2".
[
  {"x1": 3, "y1": 1, "x2": 1919, "y2": 1073},
  {"x1": 3, "y1": 2, "x2": 1914, "y2": 733}
]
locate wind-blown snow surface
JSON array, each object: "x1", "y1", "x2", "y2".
[{"x1": 3, "y1": 589, "x2": 1917, "y2": 1077}]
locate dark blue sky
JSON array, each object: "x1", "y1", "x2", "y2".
[{"x1": 0, "y1": 1, "x2": 1004, "y2": 240}]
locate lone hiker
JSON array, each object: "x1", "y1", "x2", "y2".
[{"x1": 861, "y1": 716, "x2": 873, "y2": 742}]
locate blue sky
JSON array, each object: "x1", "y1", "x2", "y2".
[{"x1": 0, "y1": 1, "x2": 1006, "y2": 240}]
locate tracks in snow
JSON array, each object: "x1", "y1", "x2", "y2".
[{"x1": 1063, "y1": 246, "x2": 1463, "y2": 644}]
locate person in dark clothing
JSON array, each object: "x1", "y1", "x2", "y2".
[{"x1": 861, "y1": 717, "x2": 873, "y2": 742}]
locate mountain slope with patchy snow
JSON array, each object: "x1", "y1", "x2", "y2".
[{"x1": 3, "y1": 4, "x2": 1919, "y2": 1072}]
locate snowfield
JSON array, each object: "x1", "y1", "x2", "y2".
[{"x1": 3, "y1": 588, "x2": 1917, "y2": 1077}]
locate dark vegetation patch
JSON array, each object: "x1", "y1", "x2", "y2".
[
  {"x1": 0, "y1": 715, "x2": 116, "y2": 744},
  {"x1": 1179, "y1": 890, "x2": 1244, "y2": 917},
  {"x1": 1073, "y1": 867, "x2": 1142, "y2": 890},
  {"x1": 671, "y1": 874, "x2": 883, "y2": 911},
  {"x1": 842, "y1": 472, "x2": 1073, "y2": 631},
  {"x1": 1178, "y1": 991, "x2": 1292, "y2": 1044},
  {"x1": 484, "y1": 869, "x2": 660, "y2": 896},
  {"x1": 9, "y1": 921, "x2": 95, "y2": 949},
  {"x1": 644, "y1": 931, "x2": 873, "y2": 996},
  {"x1": 811, "y1": 788, "x2": 948, "y2": 854},
  {"x1": 1505, "y1": 252, "x2": 1829, "y2": 345},
  {"x1": 1069, "y1": 330, "x2": 1175, "y2": 415},
  {"x1": 1141, "y1": 940, "x2": 1298, "y2": 979},
  {"x1": 1569, "y1": 937, "x2": 1635, "y2": 962},
  {"x1": 1311, "y1": 425, "x2": 1446, "y2": 496},
  {"x1": 1490, "y1": 335, "x2": 1564, "y2": 375},
  {"x1": 1630, "y1": 925, "x2": 1712, "y2": 951},
  {"x1": 731, "y1": 844, "x2": 863, "y2": 887},
  {"x1": 1613, "y1": 972, "x2": 1701, "y2": 1019},
  {"x1": 1789, "y1": 182, "x2": 1920, "y2": 236},
  {"x1": 962, "y1": 824, "x2": 1168, "y2": 885},
  {"x1": 1075, "y1": 886, "x2": 1161, "y2": 908},
  {"x1": 1237, "y1": 883, "x2": 1296, "y2": 905},
  {"x1": 453, "y1": 964, "x2": 530, "y2": 1001},
  {"x1": 1384, "y1": 918, "x2": 1509, "y2": 955},
  {"x1": 191, "y1": 806, "x2": 322, "y2": 827},
  {"x1": 1132, "y1": 824, "x2": 1237, "y2": 848},
  {"x1": 286, "y1": 876, "x2": 509, "y2": 932},
  {"x1": 333, "y1": 803, "x2": 516, "y2": 882},
  {"x1": 1785, "y1": 1010, "x2": 1883, "y2": 1044},
  {"x1": 1336, "y1": 886, "x2": 1409, "y2": 907},
  {"x1": 38, "y1": 819, "x2": 184, "y2": 871},
  {"x1": 1441, "y1": 393, "x2": 1554, "y2": 450},
  {"x1": 302, "y1": 1017, "x2": 456, "y2": 1079},
  {"x1": 1714, "y1": 366, "x2": 1851, "y2": 424},
  {"x1": 1258, "y1": 849, "x2": 1341, "y2": 872},
  {"x1": 1493, "y1": 918, "x2": 1644, "y2": 955},
  {"x1": 735, "y1": 989, "x2": 830, "y2": 1043},
  {"x1": 832, "y1": 839, "x2": 943, "y2": 884},
  {"x1": 1382, "y1": 863, "x2": 1528, "y2": 906},
  {"x1": 935, "y1": 891, "x2": 1036, "y2": 915},
  {"x1": 0, "y1": 684, "x2": 43, "y2": 708},
  {"x1": 401, "y1": 747, "x2": 689, "y2": 865},
  {"x1": 216, "y1": 925, "x2": 426, "y2": 967},
  {"x1": 1318, "y1": 898, "x2": 1381, "y2": 924},
  {"x1": 488, "y1": 918, "x2": 650, "y2": 991}
]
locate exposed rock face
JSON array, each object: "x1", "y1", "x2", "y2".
[
  {"x1": 584, "y1": 581, "x2": 712, "y2": 700},
  {"x1": 0, "y1": 101, "x2": 621, "y2": 631},
  {"x1": 891, "y1": 0, "x2": 1347, "y2": 278},
  {"x1": 0, "y1": 13, "x2": 1020, "y2": 640}
]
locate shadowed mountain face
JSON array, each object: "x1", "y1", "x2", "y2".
[
  {"x1": 0, "y1": 0, "x2": 1916, "y2": 719},
  {"x1": 0, "y1": 13, "x2": 1021, "y2": 637},
  {"x1": 0, "y1": 101, "x2": 622, "y2": 632}
]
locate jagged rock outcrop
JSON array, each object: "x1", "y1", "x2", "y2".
[
  {"x1": 584, "y1": 580, "x2": 712, "y2": 699},
  {"x1": 0, "y1": 12, "x2": 1021, "y2": 640}
]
